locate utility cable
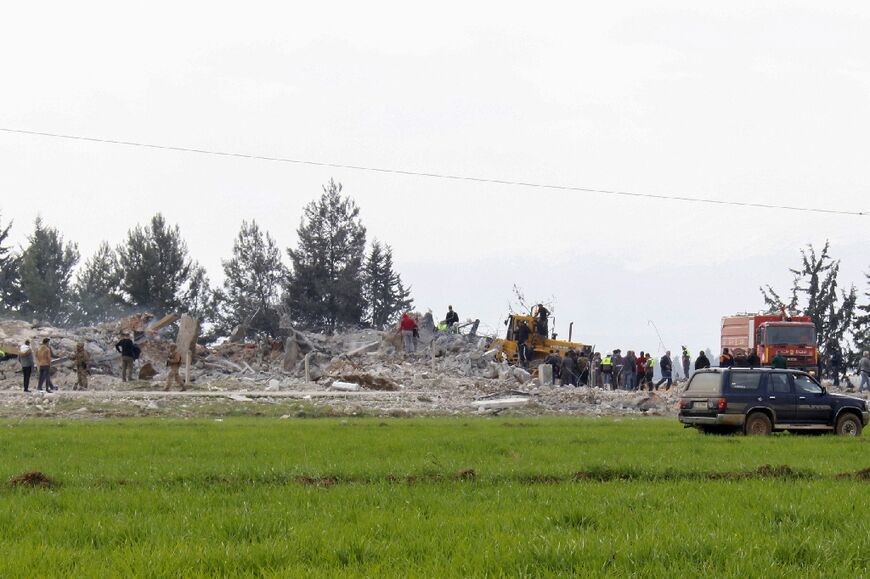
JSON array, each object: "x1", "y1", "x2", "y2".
[{"x1": 0, "y1": 127, "x2": 865, "y2": 217}]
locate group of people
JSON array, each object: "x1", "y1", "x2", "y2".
[
  {"x1": 543, "y1": 346, "x2": 714, "y2": 391},
  {"x1": 2, "y1": 332, "x2": 187, "y2": 393}
]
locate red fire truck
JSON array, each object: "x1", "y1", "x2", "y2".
[{"x1": 720, "y1": 312, "x2": 817, "y2": 370}]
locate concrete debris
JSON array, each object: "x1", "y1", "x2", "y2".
[{"x1": 0, "y1": 312, "x2": 753, "y2": 418}]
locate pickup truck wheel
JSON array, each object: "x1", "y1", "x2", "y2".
[
  {"x1": 835, "y1": 413, "x2": 863, "y2": 436},
  {"x1": 745, "y1": 412, "x2": 772, "y2": 436}
]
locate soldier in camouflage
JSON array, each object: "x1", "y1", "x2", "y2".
[
  {"x1": 73, "y1": 342, "x2": 90, "y2": 390},
  {"x1": 165, "y1": 344, "x2": 185, "y2": 392}
]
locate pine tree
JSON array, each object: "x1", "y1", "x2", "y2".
[
  {"x1": 217, "y1": 220, "x2": 286, "y2": 337},
  {"x1": 364, "y1": 241, "x2": 413, "y2": 329},
  {"x1": 183, "y1": 263, "x2": 217, "y2": 323},
  {"x1": 19, "y1": 217, "x2": 80, "y2": 323},
  {"x1": 0, "y1": 212, "x2": 22, "y2": 313},
  {"x1": 284, "y1": 179, "x2": 367, "y2": 333},
  {"x1": 852, "y1": 272, "x2": 870, "y2": 362},
  {"x1": 73, "y1": 242, "x2": 125, "y2": 323},
  {"x1": 760, "y1": 241, "x2": 856, "y2": 362},
  {"x1": 117, "y1": 213, "x2": 192, "y2": 314}
]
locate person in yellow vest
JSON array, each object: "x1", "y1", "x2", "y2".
[
  {"x1": 601, "y1": 353, "x2": 613, "y2": 388},
  {"x1": 644, "y1": 354, "x2": 655, "y2": 391},
  {"x1": 165, "y1": 344, "x2": 186, "y2": 392},
  {"x1": 73, "y1": 342, "x2": 90, "y2": 390}
]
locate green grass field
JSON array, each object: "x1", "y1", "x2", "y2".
[{"x1": 2, "y1": 417, "x2": 870, "y2": 577}]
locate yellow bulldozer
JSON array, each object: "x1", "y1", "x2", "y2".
[{"x1": 494, "y1": 310, "x2": 591, "y2": 366}]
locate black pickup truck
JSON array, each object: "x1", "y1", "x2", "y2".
[{"x1": 678, "y1": 368, "x2": 869, "y2": 435}]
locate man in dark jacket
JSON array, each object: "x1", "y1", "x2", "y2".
[
  {"x1": 543, "y1": 351, "x2": 561, "y2": 385},
  {"x1": 746, "y1": 349, "x2": 761, "y2": 368},
  {"x1": 516, "y1": 320, "x2": 531, "y2": 368},
  {"x1": 694, "y1": 351, "x2": 711, "y2": 370},
  {"x1": 560, "y1": 351, "x2": 577, "y2": 386},
  {"x1": 115, "y1": 333, "x2": 136, "y2": 382},
  {"x1": 444, "y1": 306, "x2": 459, "y2": 328},
  {"x1": 655, "y1": 351, "x2": 673, "y2": 390}
]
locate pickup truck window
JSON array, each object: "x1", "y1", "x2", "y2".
[
  {"x1": 685, "y1": 373, "x2": 719, "y2": 395},
  {"x1": 794, "y1": 375, "x2": 822, "y2": 395},
  {"x1": 730, "y1": 371, "x2": 763, "y2": 391}
]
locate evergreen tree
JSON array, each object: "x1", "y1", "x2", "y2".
[
  {"x1": 117, "y1": 213, "x2": 192, "y2": 313},
  {"x1": 852, "y1": 271, "x2": 870, "y2": 362},
  {"x1": 19, "y1": 217, "x2": 79, "y2": 323},
  {"x1": 183, "y1": 263, "x2": 217, "y2": 323},
  {"x1": 73, "y1": 242, "x2": 125, "y2": 323},
  {"x1": 218, "y1": 220, "x2": 286, "y2": 337},
  {"x1": 284, "y1": 179, "x2": 367, "y2": 332},
  {"x1": 761, "y1": 241, "x2": 856, "y2": 361},
  {"x1": 364, "y1": 240, "x2": 413, "y2": 329},
  {"x1": 0, "y1": 212, "x2": 22, "y2": 313}
]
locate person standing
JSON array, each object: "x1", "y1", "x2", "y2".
[
  {"x1": 694, "y1": 350, "x2": 711, "y2": 370},
  {"x1": 720, "y1": 348, "x2": 734, "y2": 368},
  {"x1": 601, "y1": 352, "x2": 613, "y2": 388},
  {"x1": 644, "y1": 354, "x2": 655, "y2": 391},
  {"x1": 560, "y1": 351, "x2": 577, "y2": 386},
  {"x1": 36, "y1": 338, "x2": 55, "y2": 392},
  {"x1": 73, "y1": 342, "x2": 90, "y2": 390},
  {"x1": 444, "y1": 306, "x2": 459, "y2": 328},
  {"x1": 533, "y1": 304, "x2": 550, "y2": 338},
  {"x1": 115, "y1": 333, "x2": 136, "y2": 382},
  {"x1": 612, "y1": 349, "x2": 624, "y2": 389},
  {"x1": 165, "y1": 344, "x2": 186, "y2": 391},
  {"x1": 623, "y1": 350, "x2": 637, "y2": 390},
  {"x1": 399, "y1": 313, "x2": 417, "y2": 354},
  {"x1": 543, "y1": 351, "x2": 562, "y2": 385},
  {"x1": 655, "y1": 351, "x2": 673, "y2": 390},
  {"x1": 516, "y1": 320, "x2": 531, "y2": 369},
  {"x1": 771, "y1": 351, "x2": 787, "y2": 369},
  {"x1": 681, "y1": 346, "x2": 691, "y2": 379},
  {"x1": 18, "y1": 340, "x2": 34, "y2": 392},
  {"x1": 636, "y1": 351, "x2": 647, "y2": 391},
  {"x1": 746, "y1": 349, "x2": 760, "y2": 368},
  {"x1": 858, "y1": 352, "x2": 870, "y2": 393}
]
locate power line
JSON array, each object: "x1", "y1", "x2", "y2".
[{"x1": 1, "y1": 127, "x2": 865, "y2": 217}]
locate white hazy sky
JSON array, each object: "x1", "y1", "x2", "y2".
[{"x1": 1, "y1": 1, "x2": 868, "y2": 354}]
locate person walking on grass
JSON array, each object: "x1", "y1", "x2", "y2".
[
  {"x1": 36, "y1": 338, "x2": 55, "y2": 392},
  {"x1": 858, "y1": 352, "x2": 870, "y2": 393},
  {"x1": 18, "y1": 339, "x2": 34, "y2": 392},
  {"x1": 165, "y1": 344, "x2": 186, "y2": 392}
]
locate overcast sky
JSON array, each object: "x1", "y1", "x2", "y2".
[{"x1": 1, "y1": 1, "x2": 868, "y2": 355}]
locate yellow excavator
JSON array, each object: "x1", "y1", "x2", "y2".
[{"x1": 494, "y1": 308, "x2": 591, "y2": 366}]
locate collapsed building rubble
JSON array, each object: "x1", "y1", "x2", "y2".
[{"x1": 2, "y1": 311, "x2": 820, "y2": 419}]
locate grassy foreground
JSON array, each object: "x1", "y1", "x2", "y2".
[{"x1": 2, "y1": 417, "x2": 870, "y2": 577}]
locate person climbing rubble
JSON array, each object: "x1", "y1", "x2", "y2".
[
  {"x1": 165, "y1": 344, "x2": 186, "y2": 391},
  {"x1": 73, "y1": 342, "x2": 90, "y2": 390},
  {"x1": 400, "y1": 313, "x2": 418, "y2": 353}
]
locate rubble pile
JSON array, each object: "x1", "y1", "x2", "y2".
[{"x1": 0, "y1": 314, "x2": 690, "y2": 418}]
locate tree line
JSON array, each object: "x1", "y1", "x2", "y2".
[
  {"x1": 761, "y1": 240, "x2": 870, "y2": 367},
  {"x1": 0, "y1": 179, "x2": 413, "y2": 338}
]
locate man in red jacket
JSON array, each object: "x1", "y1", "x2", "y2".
[{"x1": 399, "y1": 313, "x2": 418, "y2": 353}]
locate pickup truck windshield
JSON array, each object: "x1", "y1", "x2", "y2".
[{"x1": 764, "y1": 325, "x2": 816, "y2": 346}]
